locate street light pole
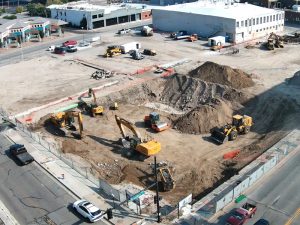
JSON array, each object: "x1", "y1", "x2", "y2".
[
  {"x1": 154, "y1": 156, "x2": 161, "y2": 223},
  {"x1": 81, "y1": 27, "x2": 84, "y2": 43}
]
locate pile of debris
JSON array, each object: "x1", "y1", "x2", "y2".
[
  {"x1": 188, "y1": 61, "x2": 254, "y2": 89},
  {"x1": 282, "y1": 32, "x2": 300, "y2": 44},
  {"x1": 91, "y1": 69, "x2": 114, "y2": 80}
]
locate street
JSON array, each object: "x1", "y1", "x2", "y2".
[
  {"x1": 213, "y1": 149, "x2": 300, "y2": 225},
  {"x1": 0, "y1": 129, "x2": 106, "y2": 225}
]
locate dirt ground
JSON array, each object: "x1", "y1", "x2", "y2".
[{"x1": 1, "y1": 26, "x2": 300, "y2": 205}]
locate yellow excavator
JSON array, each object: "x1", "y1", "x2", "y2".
[
  {"x1": 210, "y1": 114, "x2": 253, "y2": 144},
  {"x1": 51, "y1": 111, "x2": 83, "y2": 139},
  {"x1": 155, "y1": 163, "x2": 175, "y2": 191},
  {"x1": 115, "y1": 115, "x2": 161, "y2": 156},
  {"x1": 266, "y1": 32, "x2": 284, "y2": 50},
  {"x1": 79, "y1": 88, "x2": 104, "y2": 117}
]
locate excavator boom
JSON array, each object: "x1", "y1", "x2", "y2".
[{"x1": 115, "y1": 115, "x2": 142, "y2": 140}]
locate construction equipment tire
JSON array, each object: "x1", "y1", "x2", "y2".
[
  {"x1": 244, "y1": 126, "x2": 250, "y2": 134},
  {"x1": 229, "y1": 131, "x2": 237, "y2": 141}
]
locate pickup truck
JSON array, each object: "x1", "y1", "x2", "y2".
[
  {"x1": 226, "y1": 202, "x2": 257, "y2": 225},
  {"x1": 9, "y1": 144, "x2": 34, "y2": 165}
]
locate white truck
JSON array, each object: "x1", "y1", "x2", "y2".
[{"x1": 120, "y1": 42, "x2": 141, "y2": 54}]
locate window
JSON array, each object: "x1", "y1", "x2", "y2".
[
  {"x1": 256, "y1": 29, "x2": 258, "y2": 32},
  {"x1": 245, "y1": 20, "x2": 248, "y2": 27},
  {"x1": 264, "y1": 16, "x2": 266, "y2": 23},
  {"x1": 249, "y1": 19, "x2": 251, "y2": 26},
  {"x1": 267, "y1": 16, "x2": 269, "y2": 22},
  {"x1": 253, "y1": 18, "x2": 255, "y2": 25},
  {"x1": 279, "y1": 14, "x2": 281, "y2": 20},
  {"x1": 256, "y1": 18, "x2": 259, "y2": 24},
  {"x1": 64, "y1": 12, "x2": 66, "y2": 16},
  {"x1": 260, "y1": 17, "x2": 262, "y2": 24},
  {"x1": 270, "y1": 16, "x2": 272, "y2": 22},
  {"x1": 241, "y1": 21, "x2": 244, "y2": 26},
  {"x1": 236, "y1": 21, "x2": 239, "y2": 27},
  {"x1": 276, "y1": 14, "x2": 279, "y2": 20},
  {"x1": 92, "y1": 15, "x2": 97, "y2": 19},
  {"x1": 273, "y1": 15, "x2": 275, "y2": 21},
  {"x1": 98, "y1": 14, "x2": 103, "y2": 17}
]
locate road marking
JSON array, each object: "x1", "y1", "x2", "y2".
[{"x1": 285, "y1": 208, "x2": 300, "y2": 225}]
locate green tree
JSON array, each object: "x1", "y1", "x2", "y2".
[
  {"x1": 27, "y1": 3, "x2": 49, "y2": 17},
  {"x1": 15, "y1": 6, "x2": 24, "y2": 13},
  {"x1": 3, "y1": 15, "x2": 17, "y2": 20}
]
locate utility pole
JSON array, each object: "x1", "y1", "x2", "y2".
[{"x1": 154, "y1": 156, "x2": 161, "y2": 223}]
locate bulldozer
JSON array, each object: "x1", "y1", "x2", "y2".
[
  {"x1": 210, "y1": 115, "x2": 253, "y2": 144},
  {"x1": 51, "y1": 111, "x2": 83, "y2": 139},
  {"x1": 144, "y1": 112, "x2": 169, "y2": 132},
  {"x1": 115, "y1": 115, "x2": 161, "y2": 156},
  {"x1": 79, "y1": 88, "x2": 104, "y2": 117},
  {"x1": 104, "y1": 45, "x2": 122, "y2": 57}
]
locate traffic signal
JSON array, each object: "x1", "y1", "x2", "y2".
[{"x1": 107, "y1": 208, "x2": 113, "y2": 220}]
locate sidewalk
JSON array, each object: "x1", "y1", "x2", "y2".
[
  {"x1": 3, "y1": 128, "x2": 162, "y2": 225},
  {"x1": 0, "y1": 199, "x2": 19, "y2": 225}
]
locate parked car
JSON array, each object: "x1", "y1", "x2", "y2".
[
  {"x1": 254, "y1": 219, "x2": 270, "y2": 225},
  {"x1": 118, "y1": 28, "x2": 131, "y2": 35},
  {"x1": 66, "y1": 46, "x2": 78, "y2": 53},
  {"x1": 73, "y1": 199, "x2": 103, "y2": 223},
  {"x1": 54, "y1": 47, "x2": 67, "y2": 54},
  {"x1": 63, "y1": 40, "x2": 77, "y2": 47},
  {"x1": 226, "y1": 202, "x2": 257, "y2": 225},
  {"x1": 9, "y1": 144, "x2": 34, "y2": 165}
]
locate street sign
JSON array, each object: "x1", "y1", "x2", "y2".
[{"x1": 129, "y1": 191, "x2": 145, "y2": 201}]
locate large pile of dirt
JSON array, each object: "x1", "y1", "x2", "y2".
[
  {"x1": 160, "y1": 74, "x2": 247, "y2": 111},
  {"x1": 189, "y1": 61, "x2": 254, "y2": 89},
  {"x1": 287, "y1": 70, "x2": 300, "y2": 86},
  {"x1": 174, "y1": 99, "x2": 233, "y2": 134}
]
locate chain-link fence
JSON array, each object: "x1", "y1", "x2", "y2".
[{"x1": 0, "y1": 107, "x2": 100, "y2": 187}]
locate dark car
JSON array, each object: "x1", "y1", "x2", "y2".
[
  {"x1": 63, "y1": 40, "x2": 78, "y2": 47},
  {"x1": 9, "y1": 144, "x2": 34, "y2": 165},
  {"x1": 54, "y1": 47, "x2": 67, "y2": 54},
  {"x1": 254, "y1": 219, "x2": 270, "y2": 225},
  {"x1": 66, "y1": 46, "x2": 78, "y2": 53}
]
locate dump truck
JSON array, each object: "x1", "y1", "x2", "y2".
[
  {"x1": 141, "y1": 26, "x2": 153, "y2": 36},
  {"x1": 151, "y1": 162, "x2": 175, "y2": 191},
  {"x1": 210, "y1": 115, "x2": 253, "y2": 144},
  {"x1": 9, "y1": 144, "x2": 34, "y2": 165},
  {"x1": 226, "y1": 202, "x2": 257, "y2": 225},
  {"x1": 115, "y1": 115, "x2": 161, "y2": 156},
  {"x1": 144, "y1": 112, "x2": 169, "y2": 132}
]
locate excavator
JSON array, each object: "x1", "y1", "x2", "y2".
[
  {"x1": 51, "y1": 111, "x2": 83, "y2": 139},
  {"x1": 210, "y1": 114, "x2": 253, "y2": 144},
  {"x1": 153, "y1": 162, "x2": 175, "y2": 191},
  {"x1": 266, "y1": 32, "x2": 284, "y2": 50},
  {"x1": 79, "y1": 88, "x2": 104, "y2": 117},
  {"x1": 115, "y1": 115, "x2": 161, "y2": 156},
  {"x1": 144, "y1": 112, "x2": 169, "y2": 132}
]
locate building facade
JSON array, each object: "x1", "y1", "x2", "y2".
[
  {"x1": 48, "y1": 1, "x2": 149, "y2": 29},
  {"x1": 152, "y1": 2, "x2": 284, "y2": 43}
]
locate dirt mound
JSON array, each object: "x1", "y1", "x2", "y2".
[
  {"x1": 189, "y1": 61, "x2": 254, "y2": 89},
  {"x1": 174, "y1": 99, "x2": 233, "y2": 134},
  {"x1": 287, "y1": 70, "x2": 300, "y2": 86},
  {"x1": 160, "y1": 74, "x2": 247, "y2": 111}
]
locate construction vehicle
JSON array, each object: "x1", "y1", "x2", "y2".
[
  {"x1": 151, "y1": 162, "x2": 175, "y2": 191},
  {"x1": 210, "y1": 115, "x2": 253, "y2": 144},
  {"x1": 104, "y1": 46, "x2": 122, "y2": 57},
  {"x1": 141, "y1": 26, "x2": 153, "y2": 36},
  {"x1": 115, "y1": 115, "x2": 161, "y2": 156},
  {"x1": 144, "y1": 112, "x2": 169, "y2": 132},
  {"x1": 51, "y1": 111, "x2": 83, "y2": 139},
  {"x1": 79, "y1": 88, "x2": 104, "y2": 117},
  {"x1": 265, "y1": 33, "x2": 284, "y2": 50},
  {"x1": 187, "y1": 34, "x2": 198, "y2": 42},
  {"x1": 129, "y1": 49, "x2": 144, "y2": 60},
  {"x1": 110, "y1": 102, "x2": 118, "y2": 110},
  {"x1": 143, "y1": 49, "x2": 156, "y2": 56}
]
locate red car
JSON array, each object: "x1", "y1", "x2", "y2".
[
  {"x1": 226, "y1": 203, "x2": 257, "y2": 225},
  {"x1": 63, "y1": 40, "x2": 77, "y2": 47}
]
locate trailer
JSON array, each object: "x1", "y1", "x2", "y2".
[{"x1": 120, "y1": 42, "x2": 141, "y2": 54}]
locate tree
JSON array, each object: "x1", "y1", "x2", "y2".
[
  {"x1": 3, "y1": 15, "x2": 17, "y2": 20},
  {"x1": 16, "y1": 6, "x2": 24, "y2": 13},
  {"x1": 39, "y1": 30, "x2": 45, "y2": 39},
  {"x1": 80, "y1": 17, "x2": 87, "y2": 29},
  {"x1": 27, "y1": 3, "x2": 49, "y2": 17}
]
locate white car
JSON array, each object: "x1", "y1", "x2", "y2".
[
  {"x1": 73, "y1": 199, "x2": 103, "y2": 222},
  {"x1": 48, "y1": 45, "x2": 55, "y2": 52}
]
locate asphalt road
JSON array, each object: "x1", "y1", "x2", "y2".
[
  {"x1": 214, "y1": 149, "x2": 300, "y2": 225},
  {"x1": 0, "y1": 129, "x2": 106, "y2": 225},
  {"x1": 0, "y1": 20, "x2": 151, "y2": 67}
]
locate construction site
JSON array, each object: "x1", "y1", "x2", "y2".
[{"x1": 1, "y1": 26, "x2": 300, "y2": 214}]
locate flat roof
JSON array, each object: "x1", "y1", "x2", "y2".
[
  {"x1": 155, "y1": 2, "x2": 284, "y2": 20},
  {"x1": 47, "y1": 1, "x2": 143, "y2": 13}
]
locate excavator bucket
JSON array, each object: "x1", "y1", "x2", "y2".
[{"x1": 210, "y1": 128, "x2": 228, "y2": 144}]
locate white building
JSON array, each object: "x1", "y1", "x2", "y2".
[
  {"x1": 47, "y1": 1, "x2": 147, "y2": 30},
  {"x1": 152, "y1": 2, "x2": 285, "y2": 43}
]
